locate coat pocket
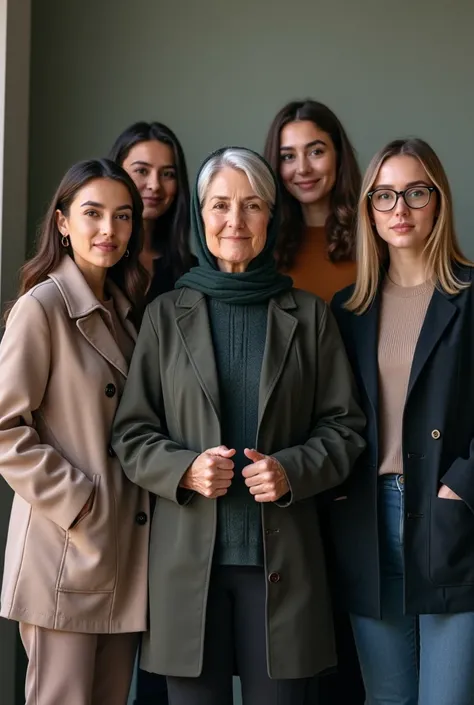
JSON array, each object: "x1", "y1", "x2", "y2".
[
  {"x1": 57, "y1": 475, "x2": 117, "y2": 593},
  {"x1": 429, "y1": 496, "x2": 474, "y2": 586}
]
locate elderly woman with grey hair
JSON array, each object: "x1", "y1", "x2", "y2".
[{"x1": 112, "y1": 147, "x2": 365, "y2": 705}]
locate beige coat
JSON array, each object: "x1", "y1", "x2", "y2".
[{"x1": 0, "y1": 255, "x2": 149, "y2": 633}]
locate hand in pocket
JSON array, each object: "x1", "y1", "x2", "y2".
[{"x1": 438, "y1": 484, "x2": 462, "y2": 501}]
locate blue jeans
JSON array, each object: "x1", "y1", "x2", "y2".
[{"x1": 351, "y1": 475, "x2": 474, "y2": 705}]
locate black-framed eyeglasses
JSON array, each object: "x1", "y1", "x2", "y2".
[{"x1": 368, "y1": 186, "x2": 437, "y2": 212}]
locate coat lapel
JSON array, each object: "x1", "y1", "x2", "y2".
[
  {"x1": 352, "y1": 293, "x2": 380, "y2": 421},
  {"x1": 352, "y1": 282, "x2": 459, "y2": 409},
  {"x1": 258, "y1": 292, "x2": 298, "y2": 427},
  {"x1": 175, "y1": 289, "x2": 221, "y2": 420},
  {"x1": 107, "y1": 280, "x2": 137, "y2": 344},
  {"x1": 48, "y1": 256, "x2": 133, "y2": 378},
  {"x1": 407, "y1": 288, "x2": 458, "y2": 400},
  {"x1": 76, "y1": 315, "x2": 129, "y2": 377}
]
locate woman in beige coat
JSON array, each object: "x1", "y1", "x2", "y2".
[{"x1": 0, "y1": 159, "x2": 150, "y2": 705}]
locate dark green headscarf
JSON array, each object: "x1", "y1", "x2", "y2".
[{"x1": 175, "y1": 147, "x2": 293, "y2": 304}]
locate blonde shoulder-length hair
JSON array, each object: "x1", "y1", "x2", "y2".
[{"x1": 346, "y1": 138, "x2": 472, "y2": 314}]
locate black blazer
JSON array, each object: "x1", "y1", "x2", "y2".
[{"x1": 329, "y1": 264, "x2": 474, "y2": 617}]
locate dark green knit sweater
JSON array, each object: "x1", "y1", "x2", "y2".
[{"x1": 208, "y1": 298, "x2": 267, "y2": 566}]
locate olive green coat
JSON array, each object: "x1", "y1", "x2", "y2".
[{"x1": 112, "y1": 287, "x2": 365, "y2": 679}]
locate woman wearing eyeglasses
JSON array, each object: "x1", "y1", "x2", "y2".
[{"x1": 331, "y1": 138, "x2": 474, "y2": 705}]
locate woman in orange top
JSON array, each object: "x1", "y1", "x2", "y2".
[
  {"x1": 264, "y1": 99, "x2": 362, "y2": 705},
  {"x1": 264, "y1": 99, "x2": 359, "y2": 302}
]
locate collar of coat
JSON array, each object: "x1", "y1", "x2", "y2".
[
  {"x1": 170, "y1": 286, "x2": 299, "y2": 423},
  {"x1": 341, "y1": 263, "x2": 473, "y2": 422},
  {"x1": 174, "y1": 286, "x2": 298, "y2": 310},
  {"x1": 47, "y1": 255, "x2": 136, "y2": 378},
  {"x1": 48, "y1": 254, "x2": 133, "y2": 322}
]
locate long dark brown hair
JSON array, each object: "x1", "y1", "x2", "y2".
[
  {"x1": 109, "y1": 121, "x2": 193, "y2": 280},
  {"x1": 264, "y1": 99, "x2": 361, "y2": 270},
  {"x1": 5, "y1": 159, "x2": 148, "y2": 322}
]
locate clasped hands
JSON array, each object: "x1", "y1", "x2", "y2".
[{"x1": 180, "y1": 445, "x2": 289, "y2": 502}]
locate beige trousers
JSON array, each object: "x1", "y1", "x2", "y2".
[{"x1": 20, "y1": 623, "x2": 138, "y2": 705}]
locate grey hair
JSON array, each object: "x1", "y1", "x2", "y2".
[{"x1": 197, "y1": 148, "x2": 276, "y2": 210}]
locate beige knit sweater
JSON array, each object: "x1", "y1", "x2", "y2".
[{"x1": 378, "y1": 277, "x2": 434, "y2": 476}]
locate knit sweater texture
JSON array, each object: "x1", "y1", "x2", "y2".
[
  {"x1": 208, "y1": 298, "x2": 267, "y2": 565},
  {"x1": 378, "y1": 277, "x2": 434, "y2": 475}
]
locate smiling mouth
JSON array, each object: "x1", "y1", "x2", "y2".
[
  {"x1": 222, "y1": 238, "x2": 251, "y2": 243},
  {"x1": 295, "y1": 179, "x2": 320, "y2": 187},
  {"x1": 94, "y1": 243, "x2": 117, "y2": 251}
]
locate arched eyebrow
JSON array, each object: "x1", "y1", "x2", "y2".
[
  {"x1": 374, "y1": 180, "x2": 432, "y2": 189},
  {"x1": 80, "y1": 200, "x2": 132, "y2": 211},
  {"x1": 130, "y1": 160, "x2": 175, "y2": 169},
  {"x1": 280, "y1": 139, "x2": 327, "y2": 151}
]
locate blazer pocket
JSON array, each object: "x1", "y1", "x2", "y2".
[
  {"x1": 57, "y1": 475, "x2": 117, "y2": 593},
  {"x1": 429, "y1": 496, "x2": 474, "y2": 586}
]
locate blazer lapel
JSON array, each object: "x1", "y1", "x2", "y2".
[
  {"x1": 77, "y1": 313, "x2": 129, "y2": 378},
  {"x1": 407, "y1": 288, "x2": 458, "y2": 400},
  {"x1": 176, "y1": 292, "x2": 221, "y2": 420},
  {"x1": 258, "y1": 294, "x2": 298, "y2": 427},
  {"x1": 352, "y1": 293, "x2": 380, "y2": 421}
]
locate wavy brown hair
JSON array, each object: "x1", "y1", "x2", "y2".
[
  {"x1": 5, "y1": 159, "x2": 148, "y2": 323},
  {"x1": 109, "y1": 121, "x2": 193, "y2": 280},
  {"x1": 264, "y1": 99, "x2": 361, "y2": 269},
  {"x1": 347, "y1": 138, "x2": 472, "y2": 314}
]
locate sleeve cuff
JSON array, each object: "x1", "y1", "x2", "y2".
[{"x1": 272, "y1": 454, "x2": 294, "y2": 507}]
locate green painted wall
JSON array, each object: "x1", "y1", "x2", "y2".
[{"x1": 29, "y1": 0, "x2": 474, "y2": 252}]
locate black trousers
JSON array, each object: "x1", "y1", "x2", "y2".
[
  {"x1": 167, "y1": 566, "x2": 309, "y2": 705},
  {"x1": 134, "y1": 667, "x2": 168, "y2": 705},
  {"x1": 306, "y1": 611, "x2": 365, "y2": 704},
  {"x1": 134, "y1": 493, "x2": 169, "y2": 705}
]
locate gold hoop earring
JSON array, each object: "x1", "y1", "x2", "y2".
[
  {"x1": 124, "y1": 249, "x2": 130, "y2": 258},
  {"x1": 61, "y1": 235, "x2": 70, "y2": 248}
]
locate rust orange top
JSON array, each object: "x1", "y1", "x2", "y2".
[{"x1": 285, "y1": 226, "x2": 357, "y2": 303}]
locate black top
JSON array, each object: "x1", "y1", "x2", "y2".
[{"x1": 146, "y1": 258, "x2": 179, "y2": 305}]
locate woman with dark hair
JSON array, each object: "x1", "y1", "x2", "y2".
[
  {"x1": 110, "y1": 121, "x2": 195, "y2": 303},
  {"x1": 265, "y1": 100, "x2": 364, "y2": 705},
  {"x1": 0, "y1": 159, "x2": 150, "y2": 705},
  {"x1": 264, "y1": 99, "x2": 360, "y2": 303},
  {"x1": 111, "y1": 121, "x2": 192, "y2": 704}
]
